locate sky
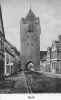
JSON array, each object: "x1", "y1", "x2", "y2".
[{"x1": 1, "y1": 0, "x2": 61, "y2": 51}]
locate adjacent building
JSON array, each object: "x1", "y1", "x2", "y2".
[
  {"x1": 50, "y1": 36, "x2": 61, "y2": 73},
  {"x1": 40, "y1": 51, "x2": 47, "y2": 72},
  {"x1": 46, "y1": 47, "x2": 52, "y2": 72},
  {"x1": 4, "y1": 39, "x2": 20, "y2": 76},
  {"x1": 0, "y1": 5, "x2": 5, "y2": 78},
  {"x1": 0, "y1": 5, "x2": 20, "y2": 77},
  {"x1": 46, "y1": 35, "x2": 61, "y2": 74}
]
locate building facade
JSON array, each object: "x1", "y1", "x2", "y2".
[
  {"x1": 46, "y1": 35, "x2": 61, "y2": 74},
  {"x1": 0, "y1": 5, "x2": 5, "y2": 78},
  {"x1": 20, "y1": 9, "x2": 41, "y2": 70},
  {"x1": 40, "y1": 51, "x2": 47, "y2": 72},
  {"x1": 0, "y1": 5, "x2": 20, "y2": 77},
  {"x1": 46, "y1": 47, "x2": 52, "y2": 72},
  {"x1": 51, "y1": 37, "x2": 61, "y2": 73},
  {"x1": 4, "y1": 39, "x2": 20, "y2": 76}
]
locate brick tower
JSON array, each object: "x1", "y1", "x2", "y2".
[{"x1": 20, "y1": 9, "x2": 41, "y2": 70}]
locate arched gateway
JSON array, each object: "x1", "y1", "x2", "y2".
[{"x1": 25, "y1": 60, "x2": 34, "y2": 71}]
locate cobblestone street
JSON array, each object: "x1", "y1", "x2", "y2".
[
  {"x1": 0, "y1": 71, "x2": 30, "y2": 93},
  {"x1": 0, "y1": 71, "x2": 61, "y2": 93},
  {"x1": 25, "y1": 71, "x2": 61, "y2": 93}
]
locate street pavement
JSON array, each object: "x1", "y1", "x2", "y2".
[
  {"x1": 0, "y1": 71, "x2": 61, "y2": 93},
  {"x1": 0, "y1": 71, "x2": 31, "y2": 93},
  {"x1": 25, "y1": 71, "x2": 61, "y2": 93}
]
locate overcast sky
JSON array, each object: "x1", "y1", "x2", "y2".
[{"x1": 1, "y1": 0, "x2": 61, "y2": 51}]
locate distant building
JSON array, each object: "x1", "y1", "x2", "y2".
[
  {"x1": 46, "y1": 47, "x2": 52, "y2": 72},
  {"x1": 50, "y1": 37, "x2": 61, "y2": 73},
  {"x1": 40, "y1": 51, "x2": 47, "y2": 62},
  {"x1": 40, "y1": 51, "x2": 47, "y2": 71},
  {"x1": 20, "y1": 9, "x2": 41, "y2": 70}
]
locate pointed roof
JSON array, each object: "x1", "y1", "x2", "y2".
[
  {"x1": 0, "y1": 5, "x2": 5, "y2": 37},
  {"x1": 25, "y1": 9, "x2": 36, "y2": 21}
]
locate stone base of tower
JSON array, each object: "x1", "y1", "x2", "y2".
[{"x1": 21, "y1": 55, "x2": 40, "y2": 71}]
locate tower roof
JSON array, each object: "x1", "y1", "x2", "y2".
[
  {"x1": 25, "y1": 9, "x2": 36, "y2": 21},
  {"x1": 0, "y1": 5, "x2": 5, "y2": 37}
]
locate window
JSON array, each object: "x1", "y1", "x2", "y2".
[
  {"x1": 0, "y1": 38, "x2": 3, "y2": 50},
  {"x1": 35, "y1": 19, "x2": 39, "y2": 24},
  {"x1": 6, "y1": 53, "x2": 9, "y2": 64},
  {"x1": 0, "y1": 38, "x2": 1, "y2": 50},
  {"x1": 1, "y1": 38, "x2": 4, "y2": 50},
  {"x1": 28, "y1": 24, "x2": 34, "y2": 32}
]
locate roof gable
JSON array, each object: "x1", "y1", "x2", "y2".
[{"x1": 25, "y1": 9, "x2": 36, "y2": 21}]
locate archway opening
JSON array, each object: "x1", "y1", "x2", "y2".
[{"x1": 25, "y1": 61, "x2": 34, "y2": 71}]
